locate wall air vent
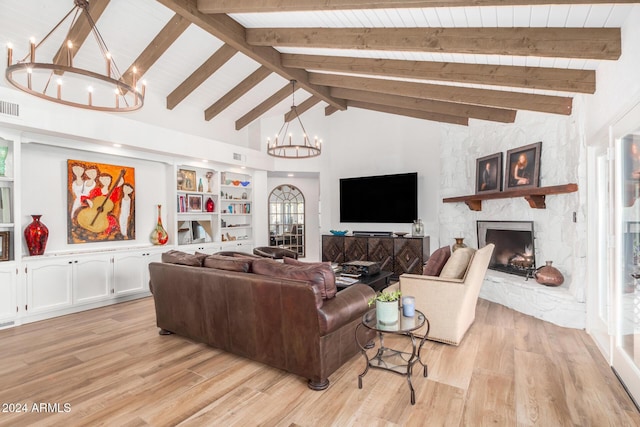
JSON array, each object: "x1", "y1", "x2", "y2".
[
  {"x1": 233, "y1": 153, "x2": 242, "y2": 161},
  {"x1": 0, "y1": 100, "x2": 20, "y2": 117}
]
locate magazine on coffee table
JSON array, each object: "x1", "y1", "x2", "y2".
[{"x1": 336, "y1": 276, "x2": 359, "y2": 286}]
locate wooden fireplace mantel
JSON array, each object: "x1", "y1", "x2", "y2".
[{"x1": 442, "y1": 183, "x2": 578, "y2": 211}]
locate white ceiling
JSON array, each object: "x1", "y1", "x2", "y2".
[{"x1": 0, "y1": 1, "x2": 636, "y2": 144}]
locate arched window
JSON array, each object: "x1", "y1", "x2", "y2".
[{"x1": 269, "y1": 184, "x2": 305, "y2": 257}]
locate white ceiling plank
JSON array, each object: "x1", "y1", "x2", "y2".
[
  {"x1": 435, "y1": 8, "x2": 456, "y2": 27},
  {"x1": 495, "y1": 6, "x2": 514, "y2": 27},
  {"x1": 547, "y1": 5, "x2": 571, "y2": 26},
  {"x1": 605, "y1": 5, "x2": 636, "y2": 27},
  {"x1": 529, "y1": 5, "x2": 551, "y2": 27},
  {"x1": 479, "y1": 7, "x2": 498, "y2": 27},
  {"x1": 565, "y1": 5, "x2": 592, "y2": 27},
  {"x1": 449, "y1": 7, "x2": 469, "y2": 27},
  {"x1": 512, "y1": 6, "x2": 532, "y2": 27}
]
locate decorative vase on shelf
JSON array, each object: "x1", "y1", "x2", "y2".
[
  {"x1": 197, "y1": 178, "x2": 204, "y2": 192},
  {"x1": 24, "y1": 215, "x2": 49, "y2": 256},
  {"x1": 206, "y1": 172, "x2": 213, "y2": 193},
  {"x1": 535, "y1": 261, "x2": 564, "y2": 286},
  {"x1": 452, "y1": 237, "x2": 467, "y2": 252},
  {"x1": 150, "y1": 205, "x2": 169, "y2": 245},
  {"x1": 412, "y1": 219, "x2": 424, "y2": 237},
  {"x1": 206, "y1": 197, "x2": 215, "y2": 213}
]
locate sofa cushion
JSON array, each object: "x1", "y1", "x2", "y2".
[
  {"x1": 282, "y1": 257, "x2": 337, "y2": 298},
  {"x1": 252, "y1": 258, "x2": 337, "y2": 300},
  {"x1": 423, "y1": 245, "x2": 451, "y2": 276},
  {"x1": 440, "y1": 247, "x2": 476, "y2": 279},
  {"x1": 161, "y1": 250, "x2": 207, "y2": 267},
  {"x1": 203, "y1": 254, "x2": 252, "y2": 273}
]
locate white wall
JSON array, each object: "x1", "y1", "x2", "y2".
[
  {"x1": 585, "y1": 6, "x2": 640, "y2": 142},
  {"x1": 21, "y1": 141, "x2": 169, "y2": 255},
  {"x1": 319, "y1": 107, "x2": 442, "y2": 241}
]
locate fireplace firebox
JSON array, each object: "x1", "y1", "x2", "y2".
[{"x1": 477, "y1": 221, "x2": 536, "y2": 277}]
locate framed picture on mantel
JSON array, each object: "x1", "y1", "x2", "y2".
[
  {"x1": 505, "y1": 142, "x2": 542, "y2": 190},
  {"x1": 475, "y1": 152, "x2": 503, "y2": 194}
]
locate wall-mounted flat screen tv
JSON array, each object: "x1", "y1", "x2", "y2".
[{"x1": 340, "y1": 172, "x2": 418, "y2": 223}]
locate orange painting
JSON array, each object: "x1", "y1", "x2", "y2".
[{"x1": 67, "y1": 159, "x2": 135, "y2": 244}]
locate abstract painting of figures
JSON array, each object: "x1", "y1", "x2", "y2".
[{"x1": 67, "y1": 160, "x2": 135, "y2": 244}]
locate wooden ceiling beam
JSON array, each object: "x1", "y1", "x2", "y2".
[
  {"x1": 281, "y1": 54, "x2": 596, "y2": 94},
  {"x1": 284, "y1": 96, "x2": 321, "y2": 122},
  {"x1": 167, "y1": 44, "x2": 237, "y2": 110},
  {"x1": 330, "y1": 87, "x2": 515, "y2": 123},
  {"x1": 205, "y1": 66, "x2": 272, "y2": 121},
  {"x1": 247, "y1": 27, "x2": 621, "y2": 60},
  {"x1": 122, "y1": 13, "x2": 190, "y2": 87},
  {"x1": 53, "y1": 0, "x2": 111, "y2": 71},
  {"x1": 157, "y1": 0, "x2": 347, "y2": 111},
  {"x1": 347, "y1": 101, "x2": 469, "y2": 126},
  {"x1": 235, "y1": 84, "x2": 299, "y2": 130},
  {"x1": 310, "y1": 73, "x2": 572, "y2": 115},
  {"x1": 197, "y1": 0, "x2": 638, "y2": 13},
  {"x1": 325, "y1": 105, "x2": 341, "y2": 116}
]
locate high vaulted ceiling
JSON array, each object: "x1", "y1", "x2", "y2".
[{"x1": 0, "y1": 0, "x2": 638, "y2": 134}]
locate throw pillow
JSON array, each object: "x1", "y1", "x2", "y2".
[
  {"x1": 422, "y1": 245, "x2": 451, "y2": 276},
  {"x1": 439, "y1": 247, "x2": 476, "y2": 279},
  {"x1": 161, "y1": 250, "x2": 207, "y2": 267},
  {"x1": 203, "y1": 254, "x2": 252, "y2": 273}
]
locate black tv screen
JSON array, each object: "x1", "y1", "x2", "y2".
[{"x1": 340, "y1": 172, "x2": 418, "y2": 223}]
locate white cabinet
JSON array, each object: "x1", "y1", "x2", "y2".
[
  {"x1": 73, "y1": 256, "x2": 112, "y2": 304},
  {"x1": 112, "y1": 250, "x2": 161, "y2": 296},
  {"x1": 26, "y1": 259, "x2": 74, "y2": 314},
  {"x1": 23, "y1": 249, "x2": 161, "y2": 322},
  {"x1": 0, "y1": 262, "x2": 17, "y2": 327}
]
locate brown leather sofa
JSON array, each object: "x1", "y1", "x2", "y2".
[{"x1": 149, "y1": 250, "x2": 375, "y2": 390}]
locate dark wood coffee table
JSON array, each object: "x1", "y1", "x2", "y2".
[{"x1": 336, "y1": 270, "x2": 393, "y2": 293}]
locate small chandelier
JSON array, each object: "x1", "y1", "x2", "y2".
[
  {"x1": 5, "y1": 0, "x2": 144, "y2": 112},
  {"x1": 267, "y1": 80, "x2": 321, "y2": 159}
]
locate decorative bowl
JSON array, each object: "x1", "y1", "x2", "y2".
[
  {"x1": 395, "y1": 232, "x2": 408, "y2": 237},
  {"x1": 240, "y1": 181, "x2": 250, "y2": 187},
  {"x1": 330, "y1": 230, "x2": 348, "y2": 236},
  {"x1": 225, "y1": 179, "x2": 232, "y2": 185},
  {"x1": 232, "y1": 180, "x2": 240, "y2": 186}
]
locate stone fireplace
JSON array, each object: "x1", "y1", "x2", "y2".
[{"x1": 438, "y1": 108, "x2": 587, "y2": 329}]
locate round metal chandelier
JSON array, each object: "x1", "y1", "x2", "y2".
[
  {"x1": 5, "y1": 0, "x2": 144, "y2": 112},
  {"x1": 267, "y1": 80, "x2": 321, "y2": 159}
]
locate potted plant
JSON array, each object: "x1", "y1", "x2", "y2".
[{"x1": 368, "y1": 289, "x2": 402, "y2": 324}]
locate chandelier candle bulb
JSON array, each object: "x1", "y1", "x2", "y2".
[
  {"x1": 87, "y1": 86, "x2": 93, "y2": 106},
  {"x1": 67, "y1": 40, "x2": 73, "y2": 67},
  {"x1": 27, "y1": 67, "x2": 32, "y2": 89},
  {"x1": 56, "y1": 79, "x2": 62, "y2": 99},
  {"x1": 30, "y1": 37, "x2": 35, "y2": 61},
  {"x1": 106, "y1": 53, "x2": 111, "y2": 78},
  {"x1": 6, "y1": 44, "x2": 12, "y2": 67}
]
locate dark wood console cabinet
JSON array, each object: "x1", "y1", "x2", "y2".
[{"x1": 322, "y1": 235, "x2": 430, "y2": 277}]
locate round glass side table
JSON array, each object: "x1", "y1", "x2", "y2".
[{"x1": 355, "y1": 308, "x2": 430, "y2": 405}]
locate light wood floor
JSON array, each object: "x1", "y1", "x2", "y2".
[{"x1": 0, "y1": 297, "x2": 638, "y2": 426}]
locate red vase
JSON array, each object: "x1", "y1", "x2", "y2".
[
  {"x1": 206, "y1": 197, "x2": 215, "y2": 212},
  {"x1": 24, "y1": 215, "x2": 49, "y2": 256}
]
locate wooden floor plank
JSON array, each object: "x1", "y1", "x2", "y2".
[{"x1": 0, "y1": 297, "x2": 637, "y2": 426}]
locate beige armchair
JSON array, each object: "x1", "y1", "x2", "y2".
[{"x1": 388, "y1": 243, "x2": 494, "y2": 346}]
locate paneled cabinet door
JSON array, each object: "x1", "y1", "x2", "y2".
[
  {"x1": 112, "y1": 251, "x2": 160, "y2": 296},
  {"x1": 73, "y1": 257, "x2": 112, "y2": 304},
  {"x1": 344, "y1": 236, "x2": 368, "y2": 261},
  {"x1": 0, "y1": 264, "x2": 16, "y2": 324},
  {"x1": 26, "y1": 260, "x2": 73, "y2": 314},
  {"x1": 393, "y1": 238, "x2": 425, "y2": 276},
  {"x1": 322, "y1": 235, "x2": 345, "y2": 263}
]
